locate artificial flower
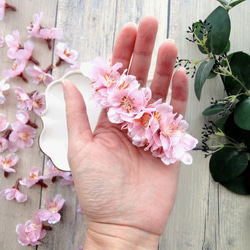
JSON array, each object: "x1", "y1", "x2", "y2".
[
  {"x1": 36, "y1": 194, "x2": 65, "y2": 224},
  {"x1": 16, "y1": 213, "x2": 46, "y2": 246},
  {"x1": 0, "y1": 186, "x2": 27, "y2": 203},
  {"x1": 19, "y1": 167, "x2": 47, "y2": 188},
  {"x1": 27, "y1": 12, "x2": 43, "y2": 38},
  {"x1": 4, "y1": 60, "x2": 27, "y2": 82},
  {"x1": 46, "y1": 159, "x2": 69, "y2": 181},
  {"x1": 0, "y1": 0, "x2": 16, "y2": 21},
  {"x1": 14, "y1": 86, "x2": 32, "y2": 110},
  {"x1": 0, "y1": 131, "x2": 17, "y2": 153},
  {"x1": 30, "y1": 90, "x2": 45, "y2": 116},
  {"x1": 25, "y1": 65, "x2": 54, "y2": 86},
  {"x1": 0, "y1": 78, "x2": 10, "y2": 104},
  {"x1": 0, "y1": 113, "x2": 9, "y2": 131},
  {"x1": 0, "y1": 152, "x2": 19, "y2": 173},
  {"x1": 5, "y1": 29, "x2": 21, "y2": 59},
  {"x1": 16, "y1": 40, "x2": 39, "y2": 65},
  {"x1": 39, "y1": 27, "x2": 63, "y2": 49},
  {"x1": 9, "y1": 121, "x2": 36, "y2": 149},
  {"x1": 56, "y1": 42, "x2": 78, "y2": 66}
]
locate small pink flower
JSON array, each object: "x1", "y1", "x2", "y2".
[
  {"x1": 0, "y1": 35, "x2": 4, "y2": 47},
  {"x1": 0, "y1": 78, "x2": 10, "y2": 104},
  {"x1": 0, "y1": 180, "x2": 27, "y2": 203},
  {"x1": 0, "y1": 113, "x2": 9, "y2": 131},
  {"x1": 46, "y1": 159, "x2": 69, "y2": 181},
  {"x1": 60, "y1": 173, "x2": 75, "y2": 189},
  {"x1": 56, "y1": 42, "x2": 78, "y2": 66},
  {"x1": 14, "y1": 86, "x2": 32, "y2": 110},
  {"x1": 27, "y1": 12, "x2": 43, "y2": 38},
  {"x1": 0, "y1": 152, "x2": 19, "y2": 173},
  {"x1": 4, "y1": 60, "x2": 28, "y2": 82},
  {"x1": 0, "y1": 0, "x2": 16, "y2": 21},
  {"x1": 39, "y1": 28, "x2": 63, "y2": 49},
  {"x1": 30, "y1": 91, "x2": 45, "y2": 116},
  {"x1": 16, "y1": 40, "x2": 39, "y2": 65},
  {"x1": 16, "y1": 213, "x2": 46, "y2": 246},
  {"x1": 19, "y1": 167, "x2": 47, "y2": 188},
  {"x1": 5, "y1": 30, "x2": 21, "y2": 59},
  {"x1": 36, "y1": 194, "x2": 65, "y2": 224},
  {"x1": 25, "y1": 65, "x2": 54, "y2": 86},
  {"x1": 0, "y1": 131, "x2": 17, "y2": 153},
  {"x1": 9, "y1": 122, "x2": 37, "y2": 149}
]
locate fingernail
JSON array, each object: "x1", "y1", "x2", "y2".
[{"x1": 166, "y1": 38, "x2": 175, "y2": 44}]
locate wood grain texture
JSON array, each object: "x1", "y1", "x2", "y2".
[{"x1": 0, "y1": 0, "x2": 249, "y2": 249}]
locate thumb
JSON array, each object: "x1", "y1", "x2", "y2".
[{"x1": 62, "y1": 79, "x2": 93, "y2": 144}]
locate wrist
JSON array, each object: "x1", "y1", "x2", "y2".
[{"x1": 83, "y1": 221, "x2": 160, "y2": 250}]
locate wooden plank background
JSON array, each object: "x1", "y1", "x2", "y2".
[{"x1": 0, "y1": 0, "x2": 249, "y2": 249}]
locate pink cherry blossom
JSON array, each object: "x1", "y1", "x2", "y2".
[
  {"x1": 0, "y1": 0, "x2": 16, "y2": 21},
  {"x1": 9, "y1": 122, "x2": 36, "y2": 149},
  {"x1": 56, "y1": 42, "x2": 78, "y2": 66},
  {"x1": 14, "y1": 86, "x2": 32, "y2": 110},
  {"x1": 1, "y1": 179, "x2": 27, "y2": 202},
  {"x1": 0, "y1": 113, "x2": 9, "y2": 131},
  {"x1": 0, "y1": 35, "x2": 4, "y2": 47},
  {"x1": 0, "y1": 152, "x2": 19, "y2": 173},
  {"x1": 19, "y1": 167, "x2": 47, "y2": 188},
  {"x1": 46, "y1": 159, "x2": 69, "y2": 181},
  {"x1": 25, "y1": 65, "x2": 54, "y2": 86},
  {"x1": 30, "y1": 91, "x2": 45, "y2": 116},
  {"x1": 4, "y1": 60, "x2": 27, "y2": 82},
  {"x1": 0, "y1": 78, "x2": 10, "y2": 104},
  {"x1": 36, "y1": 194, "x2": 65, "y2": 224},
  {"x1": 16, "y1": 213, "x2": 46, "y2": 246},
  {"x1": 0, "y1": 186, "x2": 27, "y2": 203},
  {"x1": 39, "y1": 27, "x2": 63, "y2": 49},
  {"x1": 27, "y1": 12, "x2": 43, "y2": 38},
  {"x1": 5, "y1": 30, "x2": 21, "y2": 59},
  {"x1": 16, "y1": 40, "x2": 39, "y2": 65},
  {"x1": 60, "y1": 173, "x2": 75, "y2": 190},
  {"x1": 0, "y1": 130, "x2": 17, "y2": 153}
]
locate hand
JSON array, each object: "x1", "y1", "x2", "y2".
[{"x1": 63, "y1": 16, "x2": 188, "y2": 250}]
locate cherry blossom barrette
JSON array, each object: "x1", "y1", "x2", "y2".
[{"x1": 80, "y1": 57, "x2": 198, "y2": 165}]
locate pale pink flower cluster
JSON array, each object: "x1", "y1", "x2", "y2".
[{"x1": 81, "y1": 57, "x2": 198, "y2": 165}]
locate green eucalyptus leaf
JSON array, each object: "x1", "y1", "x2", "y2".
[
  {"x1": 215, "y1": 114, "x2": 230, "y2": 132},
  {"x1": 221, "y1": 164, "x2": 250, "y2": 195},
  {"x1": 234, "y1": 98, "x2": 250, "y2": 130},
  {"x1": 202, "y1": 103, "x2": 225, "y2": 116},
  {"x1": 224, "y1": 52, "x2": 250, "y2": 95},
  {"x1": 209, "y1": 147, "x2": 248, "y2": 182},
  {"x1": 229, "y1": 0, "x2": 246, "y2": 8},
  {"x1": 207, "y1": 71, "x2": 217, "y2": 79},
  {"x1": 195, "y1": 59, "x2": 215, "y2": 100},
  {"x1": 205, "y1": 6, "x2": 231, "y2": 55}
]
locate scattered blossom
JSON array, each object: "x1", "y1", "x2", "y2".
[
  {"x1": 27, "y1": 12, "x2": 43, "y2": 38},
  {"x1": 5, "y1": 29, "x2": 21, "y2": 59},
  {"x1": 56, "y1": 42, "x2": 78, "y2": 66},
  {"x1": 0, "y1": 0, "x2": 16, "y2": 21},
  {"x1": 16, "y1": 213, "x2": 46, "y2": 246},
  {"x1": 25, "y1": 65, "x2": 54, "y2": 86},
  {"x1": 81, "y1": 57, "x2": 198, "y2": 165},
  {"x1": 0, "y1": 179, "x2": 27, "y2": 203},
  {"x1": 4, "y1": 60, "x2": 27, "y2": 82},
  {"x1": 60, "y1": 173, "x2": 75, "y2": 189},
  {"x1": 0, "y1": 132, "x2": 17, "y2": 153},
  {"x1": 30, "y1": 90, "x2": 45, "y2": 116},
  {"x1": 0, "y1": 113, "x2": 9, "y2": 131},
  {"x1": 46, "y1": 159, "x2": 69, "y2": 181},
  {"x1": 14, "y1": 86, "x2": 32, "y2": 110},
  {"x1": 39, "y1": 27, "x2": 63, "y2": 49},
  {"x1": 0, "y1": 78, "x2": 10, "y2": 104},
  {"x1": 0, "y1": 152, "x2": 19, "y2": 173},
  {"x1": 36, "y1": 194, "x2": 65, "y2": 224},
  {"x1": 19, "y1": 167, "x2": 47, "y2": 188},
  {"x1": 16, "y1": 40, "x2": 39, "y2": 65}
]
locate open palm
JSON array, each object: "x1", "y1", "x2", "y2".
[{"x1": 63, "y1": 16, "x2": 189, "y2": 246}]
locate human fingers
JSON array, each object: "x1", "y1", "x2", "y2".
[
  {"x1": 128, "y1": 16, "x2": 158, "y2": 87},
  {"x1": 150, "y1": 39, "x2": 178, "y2": 102},
  {"x1": 170, "y1": 68, "x2": 189, "y2": 116},
  {"x1": 62, "y1": 79, "x2": 93, "y2": 144},
  {"x1": 112, "y1": 22, "x2": 137, "y2": 73}
]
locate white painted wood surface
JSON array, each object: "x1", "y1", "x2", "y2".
[{"x1": 0, "y1": 0, "x2": 249, "y2": 249}]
